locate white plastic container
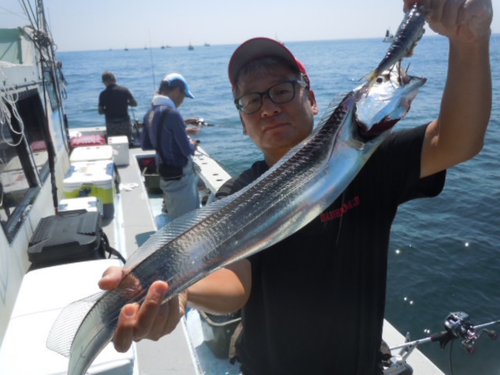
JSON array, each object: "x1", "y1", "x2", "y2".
[
  {"x1": 63, "y1": 161, "x2": 115, "y2": 218},
  {"x1": 58, "y1": 196, "x2": 103, "y2": 216},
  {"x1": 70, "y1": 145, "x2": 113, "y2": 163},
  {"x1": 108, "y1": 136, "x2": 129, "y2": 166}
]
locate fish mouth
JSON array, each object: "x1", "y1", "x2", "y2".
[
  {"x1": 354, "y1": 116, "x2": 399, "y2": 142},
  {"x1": 350, "y1": 72, "x2": 402, "y2": 142},
  {"x1": 352, "y1": 68, "x2": 426, "y2": 143}
]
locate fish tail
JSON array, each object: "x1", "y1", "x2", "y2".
[
  {"x1": 67, "y1": 320, "x2": 115, "y2": 375},
  {"x1": 46, "y1": 291, "x2": 105, "y2": 357},
  {"x1": 368, "y1": 4, "x2": 426, "y2": 82}
]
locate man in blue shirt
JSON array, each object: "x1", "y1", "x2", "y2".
[{"x1": 141, "y1": 73, "x2": 200, "y2": 220}]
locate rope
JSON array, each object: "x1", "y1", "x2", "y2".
[{"x1": 0, "y1": 68, "x2": 26, "y2": 147}]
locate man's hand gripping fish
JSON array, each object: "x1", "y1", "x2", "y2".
[{"x1": 46, "y1": 6, "x2": 426, "y2": 375}]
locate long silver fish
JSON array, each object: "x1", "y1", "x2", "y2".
[
  {"x1": 47, "y1": 66, "x2": 426, "y2": 375},
  {"x1": 366, "y1": 3, "x2": 426, "y2": 82}
]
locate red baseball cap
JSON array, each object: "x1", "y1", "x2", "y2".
[{"x1": 228, "y1": 37, "x2": 311, "y2": 91}]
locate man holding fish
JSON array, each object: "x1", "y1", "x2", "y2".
[{"x1": 99, "y1": 0, "x2": 493, "y2": 373}]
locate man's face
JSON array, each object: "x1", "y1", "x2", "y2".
[
  {"x1": 237, "y1": 66, "x2": 318, "y2": 162},
  {"x1": 171, "y1": 87, "x2": 186, "y2": 108}
]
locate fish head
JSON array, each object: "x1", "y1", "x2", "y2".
[{"x1": 354, "y1": 63, "x2": 426, "y2": 141}]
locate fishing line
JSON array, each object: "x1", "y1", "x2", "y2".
[
  {"x1": 0, "y1": 5, "x2": 27, "y2": 21},
  {"x1": 449, "y1": 340, "x2": 455, "y2": 375}
]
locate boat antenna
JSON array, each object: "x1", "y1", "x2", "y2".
[
  {"x1": 148, "y1": 29, "x2": 156, "y2": 92},
  {"x1": 17, "y1": 0, "x2": 36, "y2": 29}
]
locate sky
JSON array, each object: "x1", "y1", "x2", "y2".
[{"x1": 1, "y1": 0, "x2": 499, "y2": 52}]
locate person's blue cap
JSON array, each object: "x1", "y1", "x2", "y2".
[{"x1": 162, "y1": 73, "x2": 194, "y2": 99}]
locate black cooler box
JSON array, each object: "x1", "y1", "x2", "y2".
[{"x1": 28, "y1": 210, "x2": 103, "y2": 270}]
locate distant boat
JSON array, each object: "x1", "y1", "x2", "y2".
[
  {"x1": 188, "y1": 43, "x2": 194, "y2": 50},
  {"x1": 204, "y1": 42, "x2": 210, "y2": 47},
  {"x1": 124, "y1": 48, "x2": 128, "y2": 51},
  {"x1": 161, "y1": 45, "x2": 165, "y2": 49},
  {"x1": 383, "y1": 29, "x2": 395, "y2": 43}
]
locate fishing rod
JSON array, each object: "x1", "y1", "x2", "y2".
[
  {"x1": 130, "y1": 106, "x2": 138, "y2": 123},
  {"x1": 130, "y1": 107, "x2": 141, "y2": 145},
  {"x1": 384, "y1": 312, "x2": 500, "y2": 375},
  {"x1": 193, "y1": 118, "x2": 235, "y2": 129},
  {"x1": 390, "y1": 312, "x2": 499, "y2": 353}
]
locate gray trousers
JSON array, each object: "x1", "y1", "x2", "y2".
[
  {"x1": 159, "y1": 158, "x2": 200, "y2": 220},
  {"x1": 106, "y1": 120, "x2": 133, "y2": 143}
]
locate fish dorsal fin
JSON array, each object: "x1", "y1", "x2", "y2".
[
  {"x1": 46, "y1": 291, "x2": 105, "y2": 357},
  {"x1": 124, "y1": 194, "x2": 241, "y2": 268},
  {"x1": 315, "y1": 92, "x2": 349, "y2": 132}
]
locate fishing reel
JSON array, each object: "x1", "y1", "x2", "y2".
[
  {"x1": 444, "y1": 312, "x2": 473, "y2": 339},
  {"x1": 196, "y1": 117, "x2": 208, "y2": 127},
  {"x1": 195, "y1": 118, "x2": 214, "y2": 127},
  {"x1": 443, "y1": 312, "x2": 498, "y2": 354},
  {"x1": 383, "y1": 313, "x2": 500, "y2": 374}
]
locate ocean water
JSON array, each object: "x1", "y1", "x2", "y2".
[{"x1": 58, "y1": 35, "x2": 500, "y2": 374}]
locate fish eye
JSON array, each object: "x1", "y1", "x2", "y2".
[{"x1": 376, "y1": 77, "x2": 384, "y2": 84}]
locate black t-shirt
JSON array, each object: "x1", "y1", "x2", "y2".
[
  {"x1": 98, "y1": 84, "x2": 134, "y2": 122},
  {"x1": 216, "y1": 124, "x2": 445, "y2": 375}
]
